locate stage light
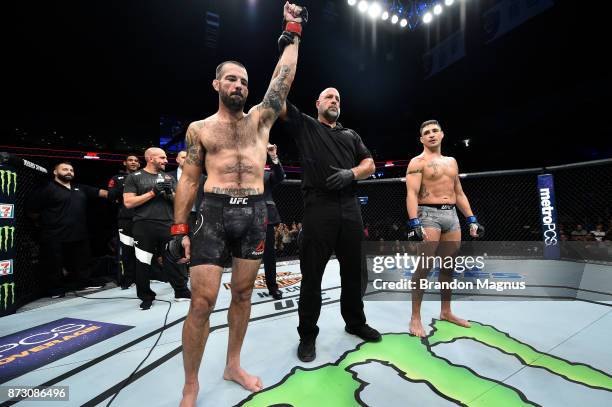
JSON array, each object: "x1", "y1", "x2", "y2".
[
  {"x1": 348, "y1": 0, "x2": 357, "y2": 6},
  {"x1": 381, "y1": 11, "x2": 389, "y2": 20},
  {"x1": 368, "y1": 2, "x2": 382, "y2": 18},
  {"x1": 445, "y1": 0, "x2": 454, "y2": 6},
  {"x1": 433, "y1": 4, "x2": 443, "y2": 15},
  {"x1": 423, "y1": 12, "x2": 433, "y2": 23},
  {"x1": 400, "y1": 18, "x2": 408, "y2": 27},
  {"x1": 358, "y1": 1, "x2": 368, "y2": 13},
  {"x1": 391, "y1": 14, "x2": 399, "y2": 24}
]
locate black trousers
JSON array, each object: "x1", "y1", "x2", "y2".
[
  {"x1": 39, "y1": 239, "x2": 93, "y2": 295},
  {"x1": 297, "y1": 192, "x2": 367, "y2": 341},
  {"x1": 117, "y1": 218, "x2": 136, "y2": 287},
  {"x1": 132, "y1": 220, "x2": 189, "y2": 301},
  {"x1": 263, "y1": 223, "x2": 278, "y2": 292}
]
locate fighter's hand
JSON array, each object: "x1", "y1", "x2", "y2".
[
  {"x1": 181, "y1": 235, "x2": 191, "y2": 264},
  {"x1": 284, "y1": 2, "x2": 304, "y2": 23},
  {"x1": 467, "y1": 216, "x2": 485, "y2": 238},
  {"x1": 407, "y1": 218, "x2": 427, "y2": 241},
  {"x1": 165, "y1": 234, "x2": 191, "y2": 264},
  {"x1": 469, "y1": 223, "x2": 485, "y2": 238}
]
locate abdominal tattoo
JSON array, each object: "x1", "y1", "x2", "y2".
[{"x1": 212, "y1": 187, "x2": 260, "y2": 197}]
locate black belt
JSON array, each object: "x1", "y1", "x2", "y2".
[{"x1": 420, "y1": 203, "x2": 456, "y2": 210}]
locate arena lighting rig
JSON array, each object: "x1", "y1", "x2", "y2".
[{"x1": 348, "y1": 0, "x2": 467, "y2": 30}]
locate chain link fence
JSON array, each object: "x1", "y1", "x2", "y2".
[
  {"x1": 0, "y1": 158, "x2": 47, "y2": 316},
  {"x1": 549, "y1": 159, "x2": 612, "y2": 239},
  {"x1": 271, "y1": 159, "x2": 612, "y2": 261}
]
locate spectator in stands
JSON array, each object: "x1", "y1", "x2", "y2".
[
  {"x1": 590, "y1": 223, "x2": 606, "y2": 242},
  {"x1": 571, "y1": 224, "x2": 588, "y2": 240},
  {"x1": 275, "y1": 224, "x2": 285, "y2": 252}
]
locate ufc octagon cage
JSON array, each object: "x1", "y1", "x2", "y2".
[{"x1": 0, "y1": 155, "x2": 610, "y2": 316}]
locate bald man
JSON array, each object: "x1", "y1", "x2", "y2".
[
  {"x1": 277, "y1": 87, "x2": 380, "y2": 363},
  {"x1": 123, "y1": 147, "x2": 190, "y2": 310}
]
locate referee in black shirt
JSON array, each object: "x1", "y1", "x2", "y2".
[
  {"x1": 107, "y1": 154, "x2": 140, "y2": 289},
  {"x1": 29, "y1": 161, "x2": 108, "y2": 298},
  {"x1": 278, "y1": 88, "x2": 381, "y2": 362},
  {"x1": 124, "y1": 147, "x2": 190, "y2": 310}
]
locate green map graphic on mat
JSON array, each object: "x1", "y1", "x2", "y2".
[{"x1": 239, "y1": 320, "x2": 612, "y2": 406}]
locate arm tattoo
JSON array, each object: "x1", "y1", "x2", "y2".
[
  {"x1": 185, "y1": 126, "x2": 204, "y2": 166},
  {"x1": 407, "y1": 169, "x2": 423, "y2": 175},
  {"x1": 262, "y1": 65, "x2": 292, "y2": 114}
]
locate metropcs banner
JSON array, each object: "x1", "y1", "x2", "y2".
[{"x1": 537, "y1": 174, "x2": 560, "y2": 259}]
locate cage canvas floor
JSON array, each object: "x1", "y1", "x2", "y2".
[{"x1": 1, "y1": 260, "x2": 611, "y2": 407}]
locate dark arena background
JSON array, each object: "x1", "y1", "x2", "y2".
[{"x1": 1, "y1": 1, "x2": 611, "y2": 406}]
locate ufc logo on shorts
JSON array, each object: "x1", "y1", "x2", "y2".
[{"x1": 229, "y1": 197, "x2": 248, "y2": 205}]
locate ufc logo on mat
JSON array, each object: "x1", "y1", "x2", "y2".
[{"x1": 229, "y1": 197, "x2": 248, "y2": 205}]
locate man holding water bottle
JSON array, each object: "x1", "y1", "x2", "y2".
[{"x1": 123, "y1": 147, "x2": 191, "y2": 310}]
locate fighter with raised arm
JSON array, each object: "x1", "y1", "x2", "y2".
[{"x1": 165, "y1": 3, "x2": 307, "y2": 406}]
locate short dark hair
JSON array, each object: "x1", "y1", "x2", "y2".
[
  {"x1": 420, "y1": 120, "x2": 441, "y2": 134},
  {"x1": 54, "y1": 161, "x2": 73, "y2": 169},
  {"x1": 125, "y1": 154, "x2": 139, "y2": 160},
  {"x1": 215, "y1": 60, "x2": 246, "y2": 80}
]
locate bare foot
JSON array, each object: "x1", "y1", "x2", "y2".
[
  {"x1": 440, "y1": 311, "x2": 471, "y2": 328},
  {"x1": 223, "y1": 366, "x2": 263, "y2": 392},
  {"x1": 409, "y1": 317, "x2": 427, "y2": 337},
  {"x1": 179, "y1": 382, "x2": 199, "y2": 407}
]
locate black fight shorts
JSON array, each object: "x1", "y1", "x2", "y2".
[{"x1": 190, "y1": 193, "x2": 267, "y2": 267}]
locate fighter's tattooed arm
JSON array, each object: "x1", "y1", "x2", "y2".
[
  {"x1": 184, "y1": 123, "x2": 205, "y2": 167},
  {"x1": 256, "y1": 34, "x2": 300, "y2": 127},
  {"x1": 405, "y1": 158, "x2": 424, "y2": 219},
  {"x1": 173, "y1": 122, "x2": 205, "y2": 224},
  {"x1": 261, "y1": 65, "x2": 291, "y2": 115},
  {"x1": 211, "y1": 187, "x2": 260, "y2": 197}
]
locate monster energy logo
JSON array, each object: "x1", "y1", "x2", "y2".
[
  {"x1": 1, "y1": 282, "x2": 15, "y2": 310},
  {"x1": 0, "y1": 170, "x2": 17, "y2": 195},
  {"x1": 0, "y1": 226, "x2": 14, "y2": 252}
]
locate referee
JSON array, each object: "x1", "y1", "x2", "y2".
[
  {"x1": 123, "y1": 147, "x2": 190, "y2": 310},
  {"x1": 278, "y1": 88, "x2": 381, "y2": 362}
]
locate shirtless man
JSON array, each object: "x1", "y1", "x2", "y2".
[
  {"x1": 405, "y1": 120, "x2": 484, "y2": 337},
  {"x1": 165, "y1": 3, "x2": 306, "y2": 406}
]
